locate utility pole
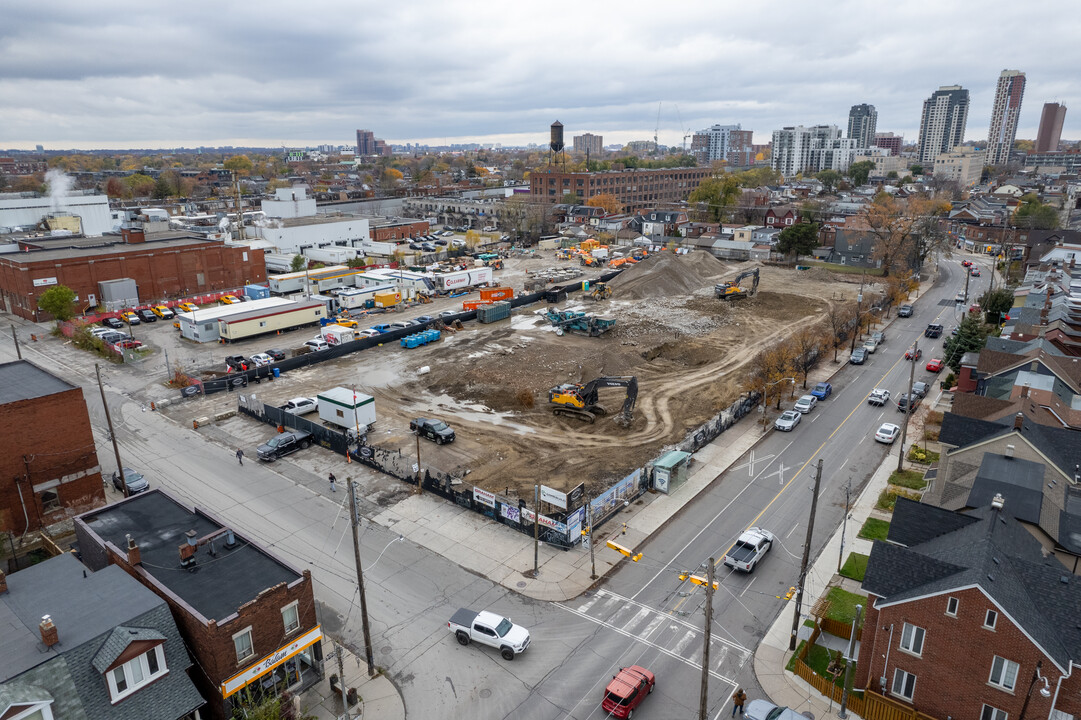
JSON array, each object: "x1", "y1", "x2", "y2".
[
  {"x1": 587, "y1": 495, "x2": 597, "y2": 580},
  {"x1": 698, "y1": 559, "x2": 715, "y2": 720},
  {"x1": 96, "y1": 364, "x2": 127, "y2": 498},
  {"x1": 963, "y1": 266, "x2": 971, "y2": 303},
  {"x1": 333, "y1": 640, "x2": 351, "y2": 720},
  {"x1": 414, "y1": 431, "x2": 422, "y2": 495},
  {"x1": 533, "y1": 484, "x2": 540, "y2": 577},
  {"x1": 346, "y1": 479, "x2": 376, "y2": 676},
  {"x1": 850, "y1": 278, "x2": 865, "y2": 352},
  {"x1": 790, "y1": 458, "x2": 823, "y2": 651},
  {"x1": 898, "y1": 340, "x2": 917, "y2": 473},
  {"x1": 12, "y1": 325, "x2": 22, "y2": 360},
  {"x1": 837, "y1": 604, "x2": 862, "y2": 719},
  {"x1": 837, "y1": 482, "x2": 850, "y2": 573}
]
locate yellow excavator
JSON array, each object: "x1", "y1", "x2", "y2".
[
  {"x1": 715, "y1": 268, "x2": 760, "y2": 300},
  {"x1": 549, "y1": 376, "x2": 638, "y2": 426},
  {"x1": 586, "y1": 281, "x2": 612, "y2": 300}
]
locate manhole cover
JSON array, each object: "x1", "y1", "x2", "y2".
[
  {"x1": 480, "y1": 689, "x2": 492, "y2": 699},
  {"x1": 381, "y1": 646, "x2": 392, "y2": 654},
  {"x1": 517, "y1": 581, "x2": 527, "y2": 588}
]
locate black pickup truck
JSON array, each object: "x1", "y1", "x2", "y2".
[{"x1": 256, "y1": 430, "x2": 312, "y2": 461}]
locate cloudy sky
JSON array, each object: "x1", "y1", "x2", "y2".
[{"x1": 2, "y1": 0, "x2": 1078, "y2": 151}]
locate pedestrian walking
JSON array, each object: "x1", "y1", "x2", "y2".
[
  {"x1": 236, "y1": 448, "x2": 244, "y2": 466},
  {"x1": 731, "y1": 688, "x2": 746, "y2": 717},
  {"x1": 329, "y1": 473, "x2": 337, "y2": 492}
]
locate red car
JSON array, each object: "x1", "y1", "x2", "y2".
[
  {"x1": 905, "y1": 346, "x2": 923, "y2": 360},
  {"x1": 961, "y1": 260, "x2": 972, "y2": 267},
  {"x1": 926, "y1": 358, "x2": 944, "y2": 372},
  {"x1": 601, "y1": 665, "x2": 655, "y2": 718}
]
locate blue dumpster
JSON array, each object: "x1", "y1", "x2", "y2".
[{"x1": 272, "y1": 367, "x2": 280, "y2": 378}]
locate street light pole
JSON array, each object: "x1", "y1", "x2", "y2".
[{"x1": 898, "y1": 340, "x2": 917, "y2": 473}]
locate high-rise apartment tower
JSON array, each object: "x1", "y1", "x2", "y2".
[{"x1": 985, "y1": 70, "x2": 1026, "y2": 166}]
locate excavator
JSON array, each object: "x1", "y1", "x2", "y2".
[
  {"x1": 586, "y1": 281, "x2": 612, "y2": 300},
  {"x1": 549, "y1": 376, "x2": 638, "y2": 426},
  {"x1": 715, "y1": 267, "x2": 760, "y2": 300}
]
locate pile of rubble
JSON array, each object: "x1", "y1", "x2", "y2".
[{"x1": 609, "y1": 251, "x2": 731, "y2": 299}]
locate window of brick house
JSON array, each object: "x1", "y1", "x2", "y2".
[
  {"x1": 946, "y1": 597, "x2": 958, "y2": 616},
  {"x1": 899, "y1": 623, "x2": 925, "y2": 655},
  {"x1": 105, "y1": 645, "x2": 168, "y2": 703},
  {"x1": 891, "y1": 668, "x2": 916, "y2": 701},
  {"x1": 40, "y1": 491, "x2": 60, "y2": 512},
  {"x1": 233, "y1": 627, "x2": 255, "y2": 663},
  {"x1": 282, "y1": 601, "x2": 300, "y2": 634},
  {"x1": 985, "y1": 609, "x2": 998, "y2": 629},
  {"x1": 981, "y1": 705, "x2": 1008, "y2": 720},
  {"x1": 989, "y1": 656, "x2": 1019, "y2": 691}
]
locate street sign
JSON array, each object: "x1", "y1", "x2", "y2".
[{"x1": 411, "y1": 463, "x2": 419, "y2": 473}]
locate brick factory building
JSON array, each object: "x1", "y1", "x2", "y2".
[
  {"x1": 75, "y1": 490, "x2": 324, "y2": 720},
  {"x1": 0, "y1": 360, "x2": 104, "y2": 535},
  {"x1": 371, "y1": 218, "x2": 430, "y2": 241},
  {"x1": 529, "y1": 166, "x2": 710, "y2": 211},
  {"x1": 0, "y1": 226, "x2": 265, "y2": 321}
]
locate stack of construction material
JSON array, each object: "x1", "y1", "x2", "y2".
[{"x1": 477, "y1": 301, "x2": 511, "y2": 324}]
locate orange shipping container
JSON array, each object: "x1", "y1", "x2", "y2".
[
  {"x1": 479, "y1": 286, "x2": 514, "y2": 301},
  {"x1": 462, "y1": 300, "x2": 494, "y2": 311}
]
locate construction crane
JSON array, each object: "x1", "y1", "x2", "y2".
[
  {"x1": 549, "y1": 376, "x2": 638, "y2": 426},
  {"x1": 715, "y1": 268, "x2": 760, "y2": 300},
  {"x1": 675, "y1": 104, "x2": 691, "y2": 154}
]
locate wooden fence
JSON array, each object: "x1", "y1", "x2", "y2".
[{"x1": 820, "y1": 616, "x2": 863, "y2": 641}]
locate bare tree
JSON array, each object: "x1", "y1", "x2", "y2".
[
  {"x1": 824, "y1": 301, "x2": 857, "y2": 362},
  {"x1": 748, "y1": 341, "x2": 799, "y2": 409}
]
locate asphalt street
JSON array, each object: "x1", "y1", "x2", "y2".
[{"x1": 0, "y1": 249, "x2": 993, "y2": 720}]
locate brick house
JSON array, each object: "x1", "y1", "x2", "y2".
[
  {"x1": 858, "y1": 498, "x2": 1081, "y2": 720},
  {"x1": 764, "y1": 205, "x2": 799, "y2": 227},
  {"x1": 0, "y1": 552, "x2": 204, "y2": 719},
  {"x1": 74, "y1": 490, "x2": 323, "y2": 720},
  {"x1": 0, "y1": 360, "x2": 104, "y2": 535},
  {"x1": 949, "y1": 347, "x2": 1081, "y2": 428},
  {"x1": 529, "y1": 166, "x2": 710, "y2": 212},
  {"x1": 370, "y1": 218, "x2": 430, "y2": 241},
  {"x1": 924, "y1": 411, "x2": 1081, "y2": 574}
]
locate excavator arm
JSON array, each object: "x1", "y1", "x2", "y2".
[{"x1": 556, "y1": 376, "x2": 637, "y2": 426}]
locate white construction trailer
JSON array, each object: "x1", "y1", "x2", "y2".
[
  {"x1": 317, "y1": 387, "x2": 376, "y2": 438},
  {"x1": 216, "y1": 300, "x2": 326, "y2": 342}
]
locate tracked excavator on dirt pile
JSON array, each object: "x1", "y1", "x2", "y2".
[
  {"x1": 715, "y1": 268, "x2": 760, "y2": 300},
  {"x1": 549, "y1": 376, "x2": 638, "y2": 426}
]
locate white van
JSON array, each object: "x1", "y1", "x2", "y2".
[{"x1": 305, "y1": 338, "x2": 329, "y2": 352}]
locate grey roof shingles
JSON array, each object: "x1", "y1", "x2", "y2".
[
  {"x1": 864, "y1": 498, "x2": 1081, "y2": 669},
  {"x1": 0, "y1": 360, "x2": 75, "y2": 405}
]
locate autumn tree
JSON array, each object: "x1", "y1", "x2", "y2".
[
  {"x1": 223, "y1": 155, "x2": 254, "y2": 176},
  {"x1": 37, "y1": 285, "x2": 76, "y2": 322},
  {"x1": 748, "y1": 341, "x2": 798, "y2": 409},
  {"x1": 824, "y1": 301, "x2": 857, "y2": 362},
  {"x1": 861, "y1": 193, "x2": 922, "y2": 277},
  {"x1": 688, "y1": 175, "x2": 742, "y2": 221},
  {"x1": 586, "y1": 193, "x2": 622, "y2": 215},
  {"x1": 790, "y1": 325, "x2": 825, "y2": 389},
  {"x1": 125, "y1": 173, "x2": 155, "y2": 198},
  {"x1": 105, "y1": 177, "x2": 126, "y2": 198}
]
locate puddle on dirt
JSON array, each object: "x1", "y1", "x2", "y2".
[{"x1": 414, "y1": 392, "x2": 536, "y2": 434}]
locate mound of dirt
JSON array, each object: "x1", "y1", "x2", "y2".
[{"x1": 609, "y1": 251, "x2": 734, "y2": 299}]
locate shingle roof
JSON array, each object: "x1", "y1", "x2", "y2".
[
  {"x1": 864, "y1": 499, "x2": 1081, "y2": 669},
  {"x1": 886, "y1": 497, "x2": 979, "y2": 546},
  {"x1": 91, "y1": 626, "x2": 167, "y2": 674}
]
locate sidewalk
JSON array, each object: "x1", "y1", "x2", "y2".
[
  {"x1": 299, "y1": 640, "x2": 405, "y2": 720},
  {"x1": 752, "y1": 447, "x2": 899, "y2": 719}
]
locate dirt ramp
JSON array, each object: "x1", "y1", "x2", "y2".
[{"x1": 609, "y1": 251, "x2": 735, "y2": 299}]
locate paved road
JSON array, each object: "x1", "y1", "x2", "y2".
[{"x1": 509, "y1": 255, "x2": 987, "y2": 719}]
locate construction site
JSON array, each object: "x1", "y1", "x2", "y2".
[{"x1": 170, "y1": 248, "x2": 864, "y2": 503}]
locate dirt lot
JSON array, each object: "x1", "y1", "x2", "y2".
[{"x1": 160, "y1": 250, "x2": 866, "y2": 501}]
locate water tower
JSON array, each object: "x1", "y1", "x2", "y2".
[{"x1": 548, "y1": 120, "x2": 566, "y2": 169}]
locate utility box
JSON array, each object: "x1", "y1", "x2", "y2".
[
  {"x1": 477, "y1": 301, "x2": 511, "y2": 324},
  {"x1": 244, "y1": 284, "x2": 270, "y2": 300},
  {"x1": 98, "y1": 278, "x2": 139, "y2": 311},
  {"x1": 373, "y1": 291, "x2": 401, "y2": 308},
  {"x1": 317, "y1": 387, "x2": 376, "y2": 438}
]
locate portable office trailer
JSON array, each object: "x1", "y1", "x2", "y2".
[
  {"x1": 267, "y1": 265, "x2": 352, "y2": 294},
  {"x1": 336, "y1": 284, "x2": 398, "y2": 310},
  {"x1": 303, "y1": 246, "x2": 360, "y2": 265},
  {"x1": 177, "y1": 297, "x2": 294, "y2": 342},
  {"x1": 217, "y1": 300, "x2": 325, "y2": 342},
  {"x1": 317, "y1": 387, "x2": 377, "y2": 437}
]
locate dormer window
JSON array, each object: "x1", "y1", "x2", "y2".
[{"x1": 105, "y1": 644, "x2": 168, "y2": 703}]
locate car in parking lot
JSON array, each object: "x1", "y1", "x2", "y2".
[
  {"x1": 279, "y1": 397, "x2": 316, "y2": 415},
  {"x1": 850, "y1": 347, "x2": 867, "y2": 364},
  {"x1": 334, "y1": 318, "x2": 360, "y2": 329},
  {"x1": 177, "y1": 302, "x2": 198, "y2": 313},
  {"x1": 220, "y1": 294, "x2": 240, "y2": 304},
  {"x1": 439, "y1": 310, "x2": 459, "y2": 320},
  {"x1": 868, "y1": 388, "x2": 891, "y2": 406},
  {"x1": 152, "y1": 305, "x2": 174, "y2": 319},
  {"x1": 600, "y1": 665, "x2": 655, "y2": 719},
  {"x1": 421, "y1": 242, "x2": 437, "y2": 252},
  {"x1": 410, "y1": 417, "x2": 455, "y2": 444},
  {"x1": 905, "y1": 346, "x2": 923, "y2": 360},
  {"x1": 304, "y1": 338, "x2": 329, "y2": 352},
  {"x1": 388, "y1": 321, "x2": 414, "y2": 331},
  {"x1": 249, "y1": 353, "x2": 273, "y2": 367},
  {"x1": 409, "y1": 242, "x2": 422, "y2": 250},
  {"x1": 875, "y1": 422, "x2": 901, "y2": 443},
  {"x1": 136, "y1": 308, "x2": 157, "y2": 322},
  {"x1": 434, "y1": 239, "x2": 448, "y2": 246},
  {"x1": 369, "y1": 323, "x2": 393, "y2": 334},
  {"x1": 413, "y1": 315, "x2": 433, "y2": 324},
  {"x1": 774, "y1": 410, "x2": 801, "y2": 432},
  {"x1": 793, "y1": 395, "x2": 817, "y2": 413},
  {"x1": 225, "y1": 355, "x2": 249, "y2": 372},
  {"x1": 810, "y1": 382, "x2": 832, "y2": 400},
  {"x1": 970, "y1": 267, "x2": 981, "y2": 277},
  {"x1": 357, "y1": 328, "x2": 381, "y2": 338},
  {"x1": 264, "y1": 348, "x2": 286, "y2": 361},
  {"x1": 102, "y1": 316, "x2": 125, "y2": 329},
  {"x1": 897, "y1": 304, "x2": 913, "y2": 317},
  {"x1": 122, "y1": 311, "x2": 141, "y2": 325},
  {"x1": 926, "y1": 358, "x2": 944, "y2": 372},
  {"x1": 112, "y1": 467, "x2": 150, "y2": 495}
]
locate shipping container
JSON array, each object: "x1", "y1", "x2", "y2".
[
  {"x1": 216, "y1": 300, "x2": 326, "y2": 342},
  {"x1": 244, "y1": 284, "x2": 270, "y2": 300},
  {"x1": 373, "y1": 291, "x2": 401, "y2": 308},
  {"x1": 337, "y1": 284, "x2": 398, "y2": 310},
  {"x1": 477, "y1": 301, "x2": 511, "y2": 324},
  {"x1": 479, "y1": 286, "x2": 514, "y2": 302},
  {"x1": 463, "y1": 300, "x2": 493, "y2": 311},
  {"x1": 321, "y1": 324, "x2": 356, "y2": 345},
  {"x1": 318, "y1": 387, "x2": 377, "y2": 437}
]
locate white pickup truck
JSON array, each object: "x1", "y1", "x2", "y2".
[
  {"x1": 723, "y1": 527, "x2": 775, "y2": 572},
  {"x1": 448, "y1": 608, "x2": 531, "y2": 661}
]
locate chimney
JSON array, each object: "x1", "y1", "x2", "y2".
[
  {"x1": 991, "y1": 493, "x2": 1005, "y2": 510},
  {"x1": 0, "y1": 569, "x2": 7, "y2": 594},
  {"x1": 121, "y1": 226, "x2": 145, "y2": 244},
  {"x1": 39, "y1": 615, "x2": 58, "y2": 647},
  {"x1": 1014, "y1": 412, "x2": 1024, "y2": 430},
  {"x1": 1020, "y1": 384, "x2": 1030, "y2": 398},
  {"x1": 126, "y1": 534, "x2": 141, "y2": 566}
]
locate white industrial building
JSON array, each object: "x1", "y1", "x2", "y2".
[
  {"x1": 0, "y1": 191, "x2": 116, "y2": 236},
  {"x1": 253, "y1": 186, "x2": 371, "y2": 255}
]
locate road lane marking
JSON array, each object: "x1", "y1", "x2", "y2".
[
  {"x1": 739, "y1": 576, "x2": 757, "y2": 598},
  {"x1": 729, "y1": 450, "x2": 776, "y2": 476},
  {"x1": 596, "y1": 590, "x2": 750, "y2": 653},
  {"x1": 785, "y1": 524, "x2": 800, "y2": 539},
  {"x1": 554, "y1": 602, "x2": 738, "y2": 684}
]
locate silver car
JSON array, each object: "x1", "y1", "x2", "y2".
[
  {"x1": 774, "y1": 410, "x2": 801, "y2": 432},
  {"x1": 745, "y1": 700, "x2": 805, "y2": 720},
  {"x1": 793, "y1": 395, "x2": 817, "y2": 414}
]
